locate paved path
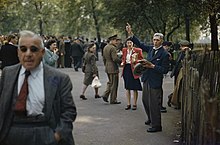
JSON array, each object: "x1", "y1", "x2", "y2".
[{"x1": 60, "y1": 56, "x2": 181, "y2": 145}]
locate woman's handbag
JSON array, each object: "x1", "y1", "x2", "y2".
[{"x1": 91, "y1": 76, "x2": 102, "y2": 88}]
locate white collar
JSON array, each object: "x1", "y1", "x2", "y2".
[
  {"x1": 20, "y1": 62, "x2": 43, "y2": 78},
  {"x1": 153, "y1": 45, "x2": 162, "y2": 50}
]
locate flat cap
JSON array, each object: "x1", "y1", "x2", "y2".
[
  {"x1": 179, "y1": 40, "x2": 190, "y2": 46},
  {"x1": 108, "y1": 34, "x2": 118, "y2": 41},
  {"x1": 162, "y1": 41, "x2": 172, "y2": 46},
  {"x1": 133, "y1": 63, "x2": 147, "y2": 76}
]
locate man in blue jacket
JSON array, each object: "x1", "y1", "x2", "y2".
[{"x1": 126, "y1": 23, "x2": 170, "y2": 132}]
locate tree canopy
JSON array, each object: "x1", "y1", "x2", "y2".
[{"x1": 0, "y1": 0, "x2": 219, "y2": 47}]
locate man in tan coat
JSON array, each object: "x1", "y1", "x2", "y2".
[{"x1": 102, "y1": 35, "x2": 121, "y2": 104}]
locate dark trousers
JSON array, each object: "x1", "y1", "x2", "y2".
[
  {"x1": 3, "y1": 125, "x2": 58, "y2": 145},
  {"x1": 142, "y1": 81, "x2": 162, "y2": 128},
  {"x1": 73, "y1": 56, "x2": 82, "y2": 70}
]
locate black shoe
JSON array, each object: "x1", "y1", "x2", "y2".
[
  {"x1": 80, "y1": 95, "x2": 87, "y2": 100},
  {"x1": 167, "y1": 93, "x2": 173, "y2": 107},
  {"x1": 95, "y1": 95, "x2": 101, "y2": 99},
  {"x1": 132, "y1": 105, "x2": 137, "y2": 110},
  {"x1": 161, "y1": 106, "x2": 167, "y2": 113},
  {"x1": 145, "y1": 120, "x2": 151, "y2": 125},
  {"x1": 167, "y1": 101, "x2": 171, "y2": 107},
  {"x1": 125, "y1": 105, "x2": 131, "y2": 110},
  {"x1": 111, "y1": 101, "x2": 121, "y2": 104},
  {"x1": 147, "y1": 126, "x2": 162, "y2": 133},
  {"x1": 174, "y1": 106, "x2": 181, "y2": 110},
  {"x1": 102, "y1": 96, "x2": 108, "y2": 102}
]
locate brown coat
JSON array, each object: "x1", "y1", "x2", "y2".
[
  {"x1": 102, "y1": 44, "x2": 121, "y2": 74},
  {"x1": 83, "y1": 52, "x2": 98, "y2": 85}
]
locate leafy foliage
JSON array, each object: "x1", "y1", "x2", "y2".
[{"x1": 0, "y1": 0, "x2": 219, "y2": 45}]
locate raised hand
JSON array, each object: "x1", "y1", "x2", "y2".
[{"x1": 126, "y1": 22, "x2": 132, "y2": 36}]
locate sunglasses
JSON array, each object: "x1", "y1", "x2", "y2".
[{"x1": 19, "y1": 46, "x2": 40, "y2": 53}]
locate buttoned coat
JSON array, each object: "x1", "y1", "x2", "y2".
[
  {"x1": 121, "y1": 47, "x2": 143, "y2": 79},
  {"x1": 83, "y1": 52, "x2": 98, "y2": 75},
  {"x1": 102, "y1": 43, "x2": 121, "y2": 74},
  {"x1": 131, "y1": 36, "x2": 170, "y2": 89},
  {"x1": 0, "y1": 64, "x2": 77, "y2": 145}
]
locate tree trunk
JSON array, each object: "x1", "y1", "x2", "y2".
[
  {"x1": 39, "y1": 19, "x2": 43, "y2": 36},
  {"x1": 209, "y1": 13, "x2": 219, "y2": 51},
  {"x1": 185, "y1": 14, "x2": 190, "y2": 42},
  {"x1": 91, "y1": 0, "x2": 101, "y2": 44}
]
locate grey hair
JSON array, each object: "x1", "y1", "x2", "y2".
[
  {"x1": 18, "y1": 30, "x2": 44, "y2": 49},
  {"x1": 153, "y1": 33, "x2": 164, "y2": 39}
]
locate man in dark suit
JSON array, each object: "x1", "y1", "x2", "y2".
[
  {"x1": 0, "y1": 30, "x2": 77, "y2": 145},
  {"x1": 126, "y1": 23, "x2": 169, "y2": 132},
  {"x1": 71, "y1": 38, "x2": 85, "y2": 71},
  {"x1": 0, "y1": 34, "x2": 19, "y2": 69},
  {"x1": 101, "y1": 34, "x2": 121, "y2": 104}
]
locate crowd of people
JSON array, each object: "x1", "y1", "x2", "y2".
[{"x1": 0, "y1": 24, "x2": 191, "y2": 144}]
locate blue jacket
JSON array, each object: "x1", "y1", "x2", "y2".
[{"x1": 131, "y1": 36, "x2": 170, "y2": 89}]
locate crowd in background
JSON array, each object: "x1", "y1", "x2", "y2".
[
  {"x1": 0, "y1": 33, "x2": 181, "y2": 71},
  {"x1": 0, "y1": 33, "x2": 108, "y2": 70},
  {"x1": 0, "y1": 29, "x2": 190, "y2": 141}
]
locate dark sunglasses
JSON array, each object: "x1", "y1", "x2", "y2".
[{"x1": 19, "y1": 46, "x2": 40, "y2": 53}]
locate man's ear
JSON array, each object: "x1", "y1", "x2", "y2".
[{"x1": 42, "y1": 48, "x2": 45, "y2": 54}]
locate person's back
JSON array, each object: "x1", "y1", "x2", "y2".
[
  {"x1": 103, "y1": 43, "x2": 121, "y2": 74},
  {"x1": 101, "y1": 34, "x2": 121, "y2": 104},
  {"x1": 71, "y1": 41, "x2": 84, "y2": 57},
  {"x1": 0, "y1": 34, "x2": 19, "y2": 69}
]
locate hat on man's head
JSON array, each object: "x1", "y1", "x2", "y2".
[
  {"x1": 179, "y1": 40, "x2": 190, "y2": 46},
  {"x1": 153, "y1": 33, "x2": 164, "y2": 39},
  {"x1": 108, "y1": 34, "x2": 118, "y2": 41},
  {"x1": 162, "y1": 41, "x2": 172, "y2": 46},
  {"x1": 126, "y1": 37, "x2": 133, "y2": 42}
]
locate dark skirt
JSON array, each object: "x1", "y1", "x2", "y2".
[{"x1": 122, "y1": 64, "x2": 142, "y2": 91}]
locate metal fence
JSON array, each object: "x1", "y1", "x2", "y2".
[{"x1": 181, "y1": 50, "x2": 220, "y2": 145}]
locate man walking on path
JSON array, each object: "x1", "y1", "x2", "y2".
[
  {"x1": 0, "y1": 30, "x2": 77, "y2": 145},
  {"x1": 101, "y1": 34, "x2": 122, "y2": 104}
]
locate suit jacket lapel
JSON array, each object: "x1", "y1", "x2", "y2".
[
  {"x1": 3, "y1": 65, "x2": 21, "y2": 109},
  {"x1": 43, "y1": 65, "x2": 58, "y2": 119},
  {"x1": 149, "y1": 47, "x2": 163, "y2": 61},
  {"x1": 0, "y1": 64, "x2": 20, "y2": 142}
]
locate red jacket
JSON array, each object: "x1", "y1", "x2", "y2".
[{"x1": 121, "y1": 47, "x2": 143, "y2": 79}]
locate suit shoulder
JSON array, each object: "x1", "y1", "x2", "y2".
[
  {"x1": 45, "y1": 65, "x2": 69, "y2": 78},
  {"x1": 3, "y1": 63, "x2": 20, "y2": 71}
]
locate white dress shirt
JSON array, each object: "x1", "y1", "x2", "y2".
[
  {"x1": 153, "y1": 45, "x2": 162, "y2": 55},
  {"x1": 18, "y1": 62, "x2": 45, "y2": 116},
  {"x1": 126, "y1": 49, "x2": 133, "y2": 64}
]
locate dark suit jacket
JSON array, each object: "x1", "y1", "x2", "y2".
[
  {"x1": 71, "y1": 42, "x2": 84, "y2": 57},
  {"x1": 131, "y1": 36, "x2": 170, "y2": 89},
  {"x1": 0, "y1": 63, "x2": 77, "y2": 145},
  {"x1": 0, "y1": 44, "x2": 19, "y2": 69}
]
